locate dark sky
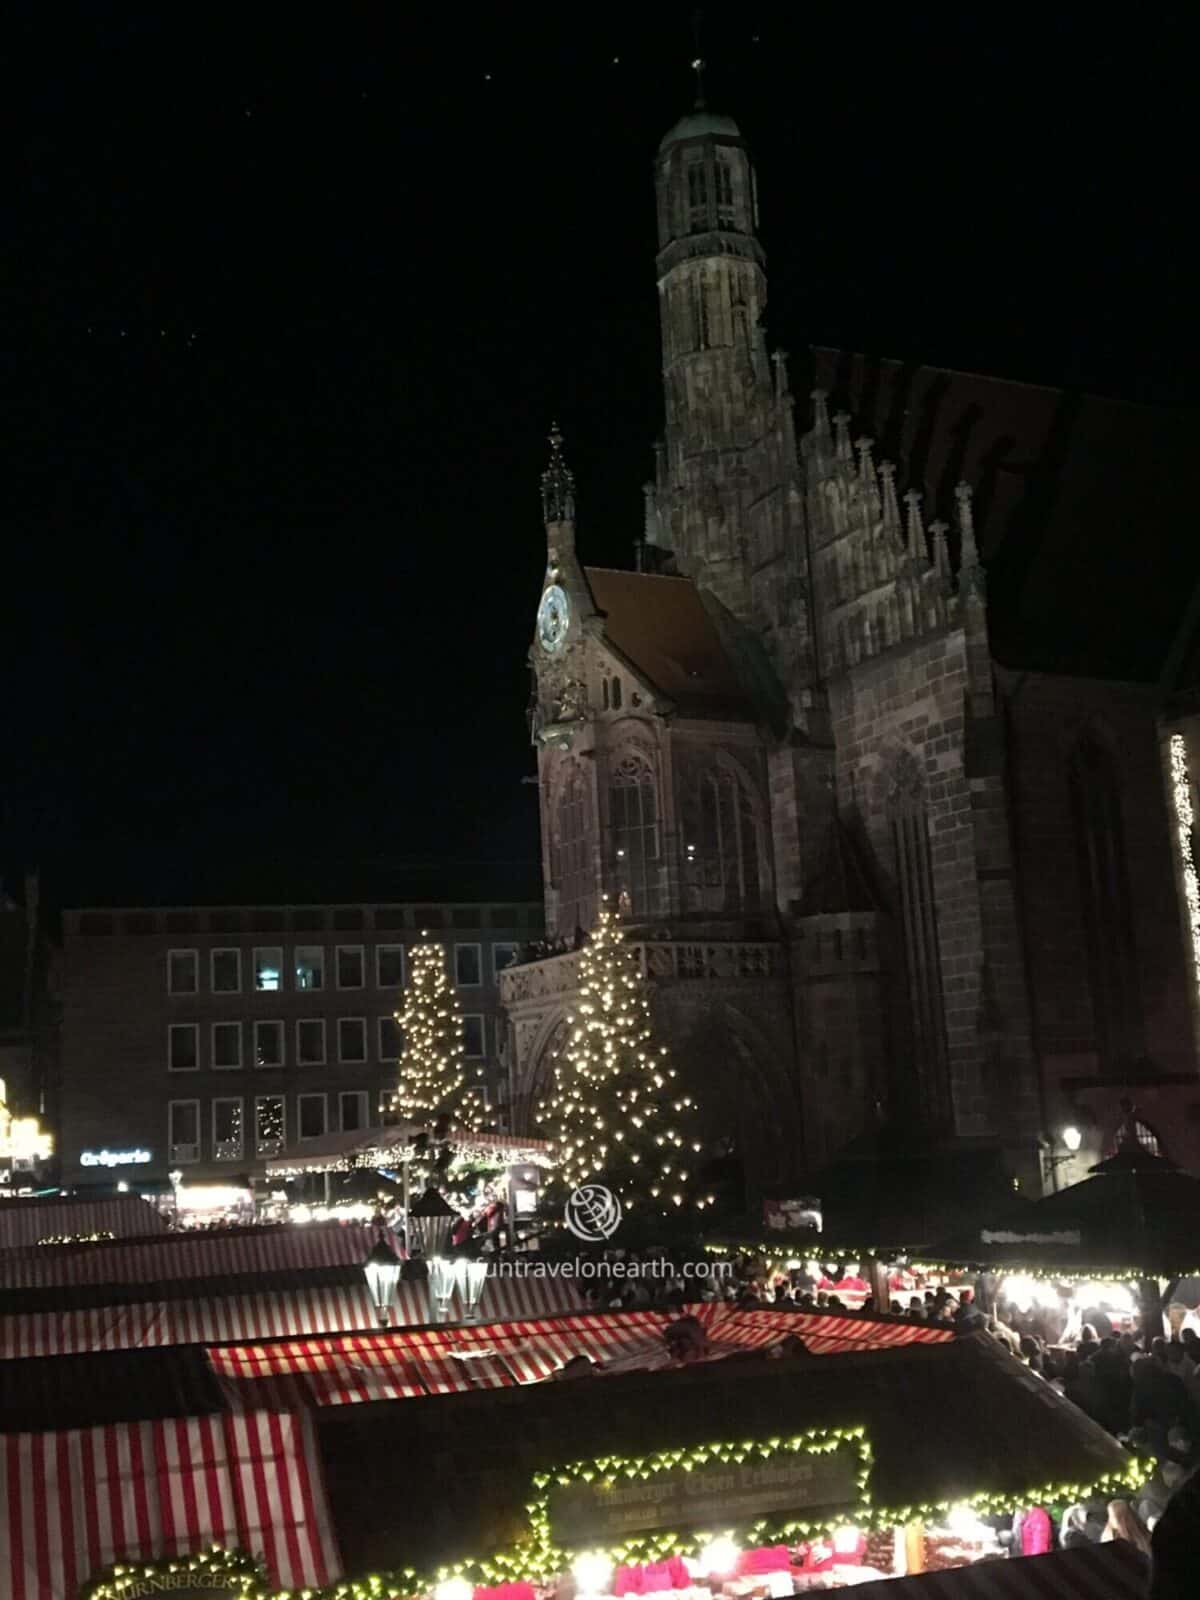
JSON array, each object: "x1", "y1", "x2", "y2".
[{"x1": 6, "y1": 5, "x2": 1192, "y2": 908}]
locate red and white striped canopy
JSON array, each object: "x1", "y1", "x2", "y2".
[
  {"x1": 0, "y1": 1409, "x2": 340, "y2": 1600},
  {"x1": 208, "y1": 1306, "x2": 952, "y2": 1408},
  {"x1": 0, "y1": 1220, "x2": 375, "y2": 1289},
  {"x1": 0, "y1": 1196, "x2": 167, "y2": 1254}
]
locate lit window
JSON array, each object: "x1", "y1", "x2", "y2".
[
  {"x1": 455, "y1": 943, "x2": 482, "y2": 986},
  {"x1": 298, "y1": 1094, "x2": 327, "y2": 1141},
  {"x1": 338, "y1": 1017, "x2": 367, "y2": 1063},
  {"x1": 168, "y1": 1099, "x2": 200, "y2": 1163},
  {"x1": 339, "y1": 1090, "x2": 368, "y2": 1133},
  {"x1": 254, "y1": 1019, "x2": 284, "y2": 1068},
  {"x1": 294, "y1": 946, "x2": 325, "y2": 990},
  {"x1": 609, "y1": 752, "x2": 663, "y2": 916},
  {"x1": 255, "y1": 1095, "x2": 285, "y2": 1156},
  {"x1": 168, "y1": 1023, "x2": 199, "y2": 1072},
  {"x1": 211, "y1": 948, "x2": 242, "y2": 994},
  {"x1": 378, "y1": 1016, "x2": 402, "y2": 1061},
  {"x1": 492, "y1": 942, "x2": 519, "y2": 978},
  {"x1": 336, "y1": 945, "x2": 365, "y2": 989},
  {"x1": 212, "y1": 1021, "x2": 243, "y2": 1070},
  {"x1": 296, "y1": 1018, "x2": 326, "y2": 1065},
  {"x1": 376, "y1": 945, "x2": 405, "y2": 988},
  {"x1": 212, "y1": 1097, "x2": 244, "y2": 1162},
  {"x1": 463, "y1": 1014, "x2": 486, "y2": 1058},
  {"x1": 253, "y1": 947, "x2": 282, "y2": 992},
  {"x1": 167, "y1": 950, "x2": 198, "y2": 995}
]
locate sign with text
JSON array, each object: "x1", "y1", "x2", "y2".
[{"x1": 547, "y1": 1446, "x2": 861, "y2": 1544}]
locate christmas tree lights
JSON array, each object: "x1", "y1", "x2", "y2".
[
  {"x1": 393, "y1": 937, "x2": 486, "y2": 1130},
  {"x1": 536, "y1": 906, "x2": 709, "y2": 1212}
]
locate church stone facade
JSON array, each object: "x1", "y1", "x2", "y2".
[{"x1": 499, "y1": 105, "x2": 1200, "y2": 1195}]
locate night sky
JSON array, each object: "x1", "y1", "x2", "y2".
[{"x1": 7, "y1": 6, "x2": 1192, "y2": 909}]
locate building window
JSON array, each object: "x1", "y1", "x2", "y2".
[
  {"x1": 681, "y1": 765, "x2": 762, "y2": 913},
  {"x1": 339, "y1": 1090, "x2": 368, "y2": 1133},
  {"x1": 554, "y1": 766, "x2": 596, "y2": 939},
  {"x1": 376, "y1": 945, "x2": 405, "y2": 989},
  {"x1": 255, "y1": 1095, "x2": 285, "y2": 1157},
  {"x1": 253, "y1": 947, "x2": 283, "y2": 992},
  {"x1": 296, "y1": 1018, "x2": 326, "y2": 1066},
  {"x1": 890, "y1": 782, "x2": 950, "y2": 1126},
  {"x1": 211, "y1": 1021, "x2": 243, "y2": 1071},
  {"x1": 492, "y1": 942, "x2": 519, "y2": 978},
  {"x1": 715, "y1": 154, "x2": 735, "y2": 222},
  {"x1": 254, "y1": 1020, "x2": 284, "y2": 1069},
  {"x1": 168, "y1": 1023, "x2": 199, "y2": 1073},
  {"x1": 212, "y1": 1097, "x2": 244, "y2": 1162},
  {"x1": 168, "y1": 1099, "x2": 200, "y2": 1164},
  {"x1": 338, "y1": 1017, "x2": 367, "y2": 1063},
  {"x1": 298, "y1": 1094, "x2": 327, "y2": 1141},
  {"x1": 167, "y1": 950, "x2": 198, "y2": 995},
  {"x1": 1069, "y1": 737, "x2": 1144, "y2": 1066},
  {"x1": 336, "y1": 945, "x2": 365, "y2": 989},
  {"x1": 294, "y1": 946, "x2": 325, "y2": 991},
  {"x1": 211, "y1": 948, "x2": 242, "y2": 994},
  {"x1": 455, "y1": 943, "x2": 482, "y2": 987},
  {"x1": 609, "y1": 752, "x2": 662, "y2": 917},
  {"x1": 686, "y1": 160, "x2": 708, "y2": 229},
  {"x1": 689, "y1": 279, "x2": 710, "y2": 350},
  {"x1": 463, "y1": 1014, "x2": 486, "y2": 1058},
  {"x1": 378, "y1": 1016, "x2": 402, "y2": 1061}
]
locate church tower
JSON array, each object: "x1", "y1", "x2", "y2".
[{"x1": 652, "y1": 101, "x2": 810, "y2": 712}]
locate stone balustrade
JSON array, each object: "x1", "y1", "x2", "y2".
[{"x1": 499, "y1": 938, "x2": 784, "y2": 1008}]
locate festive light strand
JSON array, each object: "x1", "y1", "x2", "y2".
[
  {"x1": 535, "y1": 907, "x2": 709, "y2": 1212},
  {"x1": 1170, "y1": 732, "x2": 1200, "y2": 1009}
]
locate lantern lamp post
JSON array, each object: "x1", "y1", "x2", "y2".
[{"x1": 363, "y1": 1237, "x2": 402, "y2": 1327}]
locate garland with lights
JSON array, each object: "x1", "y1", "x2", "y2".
[
  {"x1": 82, "y1": 1546, "x2": 264, "y2": 1599},
  {"x1": 391, "y1": 937, "x2": 486, "y2": 1131},
  {"x1": 75, "y1": 1428, "x2": 1150, "y2": 1600},
  {"x1": 536, "y1": 907, "x2": 709, "y2": 1213},
  {"x1": 700, "y1": 1241, "x2": 1200, "y2": 1287},
  {"x1": 37, "y1": 1229, "x2": 118, "y2": 1246},
  {"x1": 1170, "y1": 732, "x2": 1200, "y2": 1009}
]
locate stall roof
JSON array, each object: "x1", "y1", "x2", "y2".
[
  {"x1": 852, "y1": 1540, "x2": 1147, "y2": 1598},
  {"x1": 317, "y1": 1330, "x2": 1131, "y2": 1575},
  {"x1": 0, "y1": 1192, "x2": 168, "y2": 1251},
  {"x1": 264, "y1": 1125, "x2": 553, "y2": 1176},
  {"x1": 939, "y1": 1149, "x2": 1200, "y2": 1274},
  {"x1": 0, "y1": 1343, "x2": 223, "y2": 1431}
]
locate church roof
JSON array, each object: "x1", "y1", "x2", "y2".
[
  {"x1": 584, "y1": 567, "x2": 751, "y2": 718},
  {"x1": 810, "y1": 349, "x2": 1197, "y2": 682},
  {"x1": 657, "y1": 109, "x2": 741, "y2": 151}
]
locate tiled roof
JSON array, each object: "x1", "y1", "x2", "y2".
[{"x1": 585, "y1": 567, "x2": 752, "y2": 718}]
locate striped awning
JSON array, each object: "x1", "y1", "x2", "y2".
[
  {"x1": 0, "y1": 1219, "x2": 376, "y2": 1289},
  {"x1": 207, "y1": 1305, "x2": 952, "y2": 1408},
  {"x1": 0, "y1": 1409, "x2": 341, "y2": 1600},
  {"x1": 850, "y1": 1541, "x2": 1148, "y2": 1597},
  {"x1": 0, "y1": 1195, "x2": 167, "y2": 1253}
]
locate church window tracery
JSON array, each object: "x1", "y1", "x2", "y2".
[
  {"x1": 1068, "y1": 735, "x2": 1143, "y2": 1066},
  {"x1": 608, "y1": 752, "x2": 662, "y2": 917},
  {"x1": 686, "y1": 161, "x2": 708, "y2": 230},
  {"x1": 681, "y1": 762, "x2": 763, "y2": 912},
  {"x1": 554, "y1": 765, "x2": 595, "y2": 938},
  {"x1": 689, "y1": 279, "x2": 710, "y2": 351},
  {"x1": 888, "y1": 755, "x2": 950, "y2": 1126},
  {"x1": 715, "y1": 155, "x2": 734, "y2": 224}
]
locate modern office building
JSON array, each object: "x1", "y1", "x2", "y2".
[{"x1": 59, "y1": 899, "x2": 542, "y2": 1185}]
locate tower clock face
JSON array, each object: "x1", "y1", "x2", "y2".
[{"x1": 537, "y1": 584, "x2": 570, "y2": 653}]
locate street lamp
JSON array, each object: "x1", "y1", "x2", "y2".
[
  {"x1": 408, "y1": 1186, "x2": 456, "y2": 1259},
  {"x1": 363, "y1": 1237, "x2": 402, "y2": 1327},
  {"x1": 1061, "y1": 1125, "x2": 1083, "y2": 1153}
]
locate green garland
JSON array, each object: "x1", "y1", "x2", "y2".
[{"x1": 76, "y1": 1431, "x2": 1151, "y2": 1600}]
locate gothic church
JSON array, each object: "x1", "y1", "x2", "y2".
[{"x1": 498, "y1": 103, "x2": 1200, "y2": 1204}]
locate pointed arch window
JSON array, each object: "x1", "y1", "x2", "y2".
[
  {"x1": 689, "y1": 280, "x2": 710, "y2": 352},
  {"x1": 686, "y1": 160, "x2": 708, "y2": 231},
  {"x1": 1068, "y1": 736, "x2": 1143, "y2": 1066},
  {"x1": 608, "y1": 753, "x2": 662, "y2": 917},
  {"x1": 681, "y1": 764, "x2": 762, "y2": 912},
  {"x1": 889, "y1": 763, "x2": 950, "y2": 1127},
  {"x1": 715, "y1": 155, "x2": 735, "y2": 224},
  {"x1": 554, "y1": 767, "x2": 595, "y2": 940}
]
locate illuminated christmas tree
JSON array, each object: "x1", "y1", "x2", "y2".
[
  {"x1": 393, "y1": 938, "x2": 485, "y2": 1131},
  {"x1": 536, "y1": 905, "x2": 708, "y2": 1213}
]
